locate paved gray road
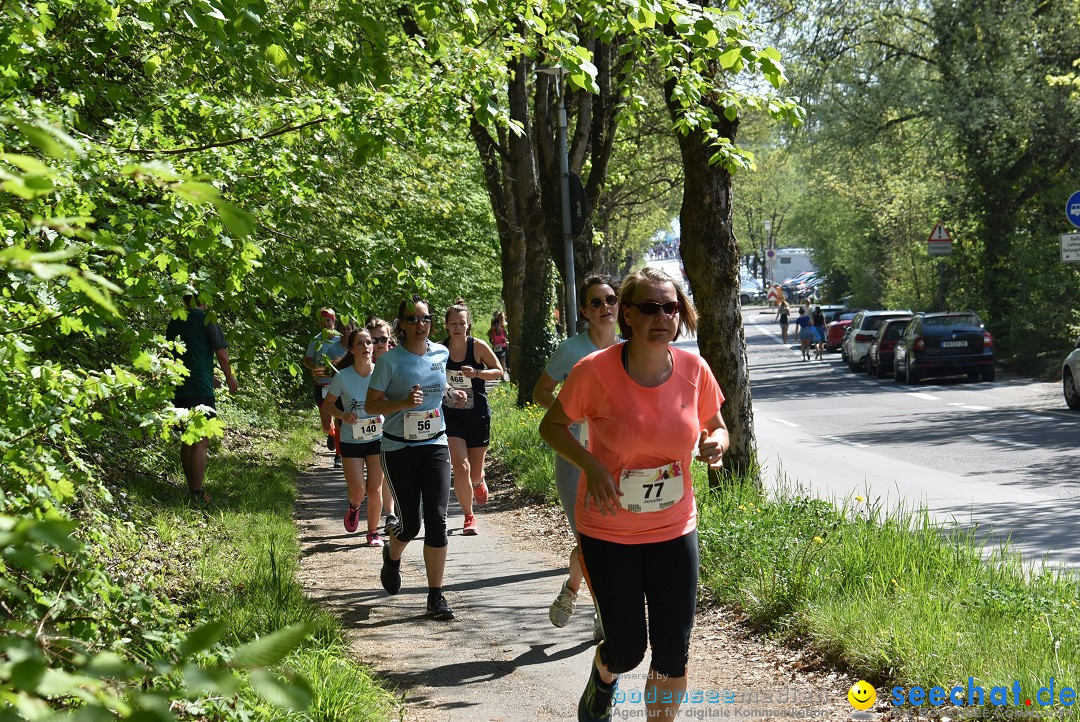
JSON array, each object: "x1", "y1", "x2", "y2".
[
  {"x1": 654, "y1": 254, "x2": 1080, "y2": 568},
  {"x1": 740, "y1": 302, "x2": 1079, "y2": 568}
]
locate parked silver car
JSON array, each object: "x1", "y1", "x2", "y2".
[
  {"x1": 1064, "y1": 337, "x2": 1080, "y2": 410},
  {"x1": 841, "y1": 310, "x2": 913, "y2": 371}
]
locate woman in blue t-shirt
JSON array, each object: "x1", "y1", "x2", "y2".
[
  {"x1": 795, "y1": 306, "x2": 814, "y2": 361},
  {"x1": 325, "y1": 327, "x2": 384, "y2": 546},
  {"x1": 366, "y1": 295, "x2": 467, "y2": 621}
]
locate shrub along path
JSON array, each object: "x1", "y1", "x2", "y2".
[{"x1": 295, "y1": 446, "x2": 859, "y2": 721}]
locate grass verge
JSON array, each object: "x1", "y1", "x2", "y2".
[
  {"x1": 489, "y1": 383, "x2": 1080, "y2": 719},
  {"x1": 111, "y1": 395, "x2": 401, "y2": 721}
]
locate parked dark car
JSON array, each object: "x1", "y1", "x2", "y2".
[
  {"x1": 866, "y1": 316, "x2": 913, "y2": 378},
  {"x1": 893, "y1": 312, "x2": 995, "y2": 384}
]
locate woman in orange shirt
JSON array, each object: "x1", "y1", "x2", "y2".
[{"x1": 539, "y1": 267, "x2": 729, "y2": 722}]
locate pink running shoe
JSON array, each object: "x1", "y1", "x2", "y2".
[
  {"x1": 472, "y1": 481, "x2": 489, "y2": 507},
  {"x1": 343, "y1": 504, "x2": 360, "y2": 533},
  {"x1": 462, "y1": 514, "x2": 478, "y2": 536},
  {"x1": 366, "y1": 532, "x2": 383, "y2": 547}
]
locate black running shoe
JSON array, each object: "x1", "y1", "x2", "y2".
[
  {"x1": 577, "y1": 664, "x2": 617, "y2": 721},
  {"x1": 380, "y1": 544, "x2": 401, "y2": 595},
  {"x1": 426, "y1": 592, "x2": 455, "y2": 621}
]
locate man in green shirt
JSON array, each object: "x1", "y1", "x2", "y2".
[{"x1": 166, "y1": 296, "x2": 238, "y2": 502}]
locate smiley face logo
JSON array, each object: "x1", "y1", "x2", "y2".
[{"x1": 848, "y1": 681, "x2": 876, "y2": 711}]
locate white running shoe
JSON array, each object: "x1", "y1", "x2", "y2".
[{"x1": 549, "y1": 580, "x2": 578, "y2": 627}]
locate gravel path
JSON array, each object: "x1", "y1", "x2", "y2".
[{"x1": 295, "y1": 448, "x2": 864, "y2": 721}]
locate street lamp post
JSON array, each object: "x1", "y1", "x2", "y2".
[{"x1": 538, "y1": 65, "x2": 577, "y2": 337}]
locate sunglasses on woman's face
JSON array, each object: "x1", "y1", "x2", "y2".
[
  {"x1": 588, "y1": 295, "x2": 619, "y2": 309},
  {"x1": 403, "y1": 315, "x2": 433, "y2": 325},
  {"x1": 371, "y1": 336, "x2": 389, "y2": 344},
  {"x1": 629, "y1": 301, "x2": 680, "y2": 316}
]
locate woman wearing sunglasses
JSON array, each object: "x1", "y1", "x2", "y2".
[
  {"x1": 366, "y1": 295, "x2": 467, "y2": 621},
  {"x1": 366, "y1": 316, "x2": 398, "y2": 530},
  {"x1": 533, "y1": 274, "x2": 621, "y2": 641},
  {"x1": 323, "y1": 327, "x2": 385, "y2": 546},
  {"x1": 539, "y1": 267, "x2": 728, "y2": 722},
  {"x1": 442, "y1": 298, "x2": 504, "y2": 536}
]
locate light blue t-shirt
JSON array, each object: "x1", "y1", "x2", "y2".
[
  {"x1": 368, "y1": 341, "x2": 450, "y2": 452},
  {"x1": 306, "y1": 330, "x2": 345, "y2": 386},
  {"x1": 544, "y1": 332, "x2": 614, "y2": 446},
  {"x1": 327, "y1": 366, "x2": 381, "y2": 444},
  {"x1": 545, "y1": 333, "x2": 602, "y2": 381}
]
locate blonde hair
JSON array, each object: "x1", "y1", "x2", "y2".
[{"x1": 617, "y1": 267, "x2": 697, "y2": 340}]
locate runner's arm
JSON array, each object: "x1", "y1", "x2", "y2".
[
  {"x1": 538, "y1": 399, "x2": 619, "y2": 515},
  {"x1": 532, "y1": 371, "x2": 560, "y2": 409},
  {"x1": 469, "y1": 340, "x2": 504, "y2": 381},
  {"x1": 366, "y1": 385, "x2": 421, "y2": 416}
]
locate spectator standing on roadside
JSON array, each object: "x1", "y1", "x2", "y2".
[
  {"x1": 533, "y1": 274, "x2": 621, "y2": 642},
  {"x1": 166, "y1": 295, "x2": 238, "y2": 503},
  {"x1": 539, "y1": 266, "x2": 728, "y2": 722},
  {"x1": 305, "y1": 308, "x2": 347, "y2": 465},
  {"x1": 775, "y1": 300, "x2": 790, "y2": 343},
  {"x1": 812, "y1": 305, "x2": 826, "y2": 360},
  {"x1": 487, "y1": 311, "x2": 509, "y2": 381},
  {"x1": 442, "y1": 298, "x2": 504, "y2": 536}
]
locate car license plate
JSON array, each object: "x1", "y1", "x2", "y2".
[{"x1": 941, "y1": 340, "x2": 967, "y2": 348}]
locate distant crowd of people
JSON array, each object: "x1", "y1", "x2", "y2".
[{"x1": 774, "y1": 300, "x2": 827, "y2": 361}]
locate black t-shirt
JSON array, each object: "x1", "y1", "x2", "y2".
[{"x1": 166, "y1": 309, "x2": 227, "y2": 399}]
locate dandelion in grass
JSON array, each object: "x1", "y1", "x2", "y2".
[{"x1": 813, "y1": 536, "x2": 824, "y2": 544}]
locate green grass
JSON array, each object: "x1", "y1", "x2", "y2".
[
  {"x1": 488, "y1": 384, "x2": 556, "y2": 499},
  {"x1": 489, "y1": 384, "x2": 1080, "y2": 719},
  {"x1": 111, "y1": 394, "x2": 401, "y2": 721}
]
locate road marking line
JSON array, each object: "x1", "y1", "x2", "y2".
[
  {"x1": 822, "y1": 434, "x2": 867, "y2": 448},
  {"x1": 1018, "y1": 414, "x2": 1054, "y2": 421},
  {"x1": 771, "y1": 418, "x2": 800, "y2": 428},
  {"x1": 969, "y1": 434, "x2": 1034, "y2": 448},
  {"x1": 908, "y1": 393, "x2": 940, "y2": 400},
  {"x1": 948, "y1": 403, "x2": 990, "y2": 411}
]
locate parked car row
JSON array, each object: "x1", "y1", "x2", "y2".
[
  {"x1": 838, "y1": 310, "x2": 996, "y2": 384},
  {"x1": 822, "y1": 307, "x2": 1080, "y2": 409}
]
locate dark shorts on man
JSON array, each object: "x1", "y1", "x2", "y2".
[
  {"x1": 174, "y1": 396, "x2": 217, "y2": 419},
  {"x1": 339, "y1": 439, "x2": 381, "y2": 458},
  {"x1": 312, "y1": 384, "x2": 329, "y2": 407},
  {"x1": 445, "y1": 415, "x2": 490, "y2": 448}
]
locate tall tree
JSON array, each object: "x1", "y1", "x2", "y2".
[{"x1": 661, "y1": 1, "x2": 802, "y2": 478}]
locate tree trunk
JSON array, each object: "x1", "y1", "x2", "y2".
[
  {"x1": 666, "y1": 86, "x2": 757, "y2": 483},
  {"x1": 469, "y1": 36, "x2": 629, "y2": 404}
]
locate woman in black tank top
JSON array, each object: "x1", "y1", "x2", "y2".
[{"x1": 442, "y1": 299, "x2": 505, "y2": 536}]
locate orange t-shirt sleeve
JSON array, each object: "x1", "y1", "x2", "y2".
[{"x1": 555, "y1": 357, "x2": 601, "y2": 423}]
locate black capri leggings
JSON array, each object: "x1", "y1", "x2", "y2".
[
  {"x1": 580, "y1": 530, "x2": 699, "y2": 678},
  {"x1": 380, "y1": 445, "x2": 452, "y2": 548}
]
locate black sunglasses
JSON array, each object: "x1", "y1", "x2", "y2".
[
  {"x1": 371, "y1": 336, "x2": 389, "y2": 344},
  {"x1": 403, "y1": 315, "x2": 433, "y2": 324},
  {"x1": 629, "y1": 301, "x2": 680, "y2": 316},
  {"x1": 588, "y1": 295, "x2": 619, "y2": 309}
]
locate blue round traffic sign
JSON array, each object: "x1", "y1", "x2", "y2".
[{"x1": 1068, "y1": 190, "x2": 1080, "y2": 228}]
